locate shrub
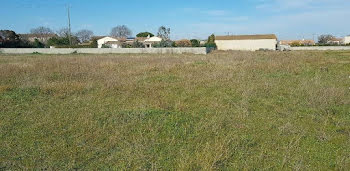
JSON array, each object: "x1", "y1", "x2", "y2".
[
  {"x1": 47, "y1": 36, "x2": 80, "y2": 46},
  {"x1": 205, "y1": 42, "x2": 217, "y2": 49},
  {"x1": 101, "y1": 44, "x2": 111, "y2": 48},
  {"x1": 190, "y1": 39, "x2": 200, "y2": 47},
  {"x1": 290, "y1": 41, "x2": 301, "y2": 47},
  {"x1": 32, "y1": 39, "x2": 45, "y2": 48},
  {"x1": 90, "y1": 38, "x2": 98, "y2": 48},
  {"x1": 153, "y1": 40, "x2": 174, "y2": 48},
  {"x1": 121, "y1": 43, "x2": 133, "y2": 48},
  {"x1": 54, "y1": 45, "x2": 94, "y2": 48},
  {"x1": 132, "y1": 40, "x2": 144, "y2": 48},
  {"x1": 175, "y1": 39, "x2": 192, "y2": 47}
]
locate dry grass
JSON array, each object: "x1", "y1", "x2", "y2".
[{"x1": 0, "y1": 51, "x2": 350, "y2": 170}]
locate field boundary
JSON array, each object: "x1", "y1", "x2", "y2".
[
  {"x1": 291, "y1": 46, "x2": 350, "y2": 51},
  {"x1": 0, "y1": 47, "x2": 208, "y2": 55}
]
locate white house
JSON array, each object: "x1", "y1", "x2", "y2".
[
  {"x1": 343, "y1": 36, "x2": 350, "y2": 45},
  {"x1": 215, "y1": 34, "x2": 278, "y2": 51},
  {"x1": 144, "y1": 36, "x2": 162, "y2": 48},
  {"x1": 97, "y1": 37, "x2": 120, "y2": 48}
]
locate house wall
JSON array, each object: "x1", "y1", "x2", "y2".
[
  {"x1": 344, "y1": 36, "x2": 350, "y2": 44},
  {"x1": 97, "y1": 37, "x2": 119, "y2": 48},
  {"x1": 215, "y1": 39, "x2": 277, "y2": 51}
]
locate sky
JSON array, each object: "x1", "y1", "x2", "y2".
[{"x1": 1, "y1": 0, "x2": 349, "y2": 40}]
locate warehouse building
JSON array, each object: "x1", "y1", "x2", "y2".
[{"x1": 215, "y1": 34, "x2": 278, "y2": 51}]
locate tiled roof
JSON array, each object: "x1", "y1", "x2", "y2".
[{"x1": 216, "y1": 34, "x2": 277, "y2": 40}]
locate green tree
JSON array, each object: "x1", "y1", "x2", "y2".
[
  {"x1": 190, "y1": 39, "x2": 200, "y2": 47},
  {"x1": 205, "y1": 34, "x2": 217, "y2": 49},
  {"x1": 136, "y1": 32, "x2": 154, "y2": 37},
  {"x1": 0, "y1": 30, "x2": 31, "y2": 48}
]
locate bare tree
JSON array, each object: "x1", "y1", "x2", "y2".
[
  {"x1": 318, "y1": 34, "x2": 335, "y2": 44},
  {"x1": 57, "y1": 28, "x2": 70, "y2": 37},
  {"x1": 30, "y1": 26, "x2": 54, "y2": 35},
  {"x1": 110, "y1": 25, "x2": 132, "y2": 38},
  {"x1": 75, "y1": 29, "x2": 94, "y2": 43},
  {"x1": 157, "y1": 26, "x2": 171, "y2": 40}
]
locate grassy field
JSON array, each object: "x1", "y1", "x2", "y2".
[{"x1": 0, "y1": 51, "x2": 349, "y2": 170}]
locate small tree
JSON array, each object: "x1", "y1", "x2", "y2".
[
  {"x1": 110, "y1": 25, "x2": 132, "y2": 38},
  {"x1": 90, "y1": 38, "x2": 98, "y2": 48},
  {"x1": 30, "y1": 26, "x2": 54, "y2": 35},
  {"x1": 75, "y1": 29, "x2": 94, "y2": 43},
  {"x1": 205, "y1": 34, "x2": 217, "y2": 49},
  {"x1": 136, "y1": 32, "x2": 154, "y2": 37},
  {"x1": 318, "y1": 34, "x2": 335, "y2": 44},
  {"x1": 190, "y1": 39, "x2": 200, "y2": 47},
  {"x1": 157, "y1": 26, "x2": 171, "y2": 40}
]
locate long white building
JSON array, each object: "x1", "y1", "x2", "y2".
[{"x1": 215, "y1": 34, "x2": 277, "y2": 51}]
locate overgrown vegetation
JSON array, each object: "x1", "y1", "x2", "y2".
[{"x1": 0, "y1": 51, "x2": 349, "y2": 170}]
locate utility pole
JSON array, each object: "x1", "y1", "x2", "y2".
[{"x1": 67, "y1": 5, "x2": 72, "y2": 45}]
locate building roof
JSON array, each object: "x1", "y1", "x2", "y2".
[
  {"x1": 135, "y1": 37, "x2": 148, "y2": 42},
  {"x1": 144, "y1": 36, "x2": 162, "y2": 42},
  {"x1": 105, "y1": 41, "x2": 120, "y2": 45},
  {"x1": 91, "y1": 36, "x2": 106, "y2": 40},
  {"x1": 330, "y1": 38, "x2": 342, "y2": 41},
  {"x1": 216, "y1": 34, "x2": 277, "y2": 40},
  {"x1": 97, "y1": 36, "x2": 119, "y2": 41}
]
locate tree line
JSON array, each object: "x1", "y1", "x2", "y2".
[{"x1": 1, "y1": 25, "x2": 218, "y2": 48}]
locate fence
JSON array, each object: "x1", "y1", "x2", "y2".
[
  {"x1": 0, "y1": 47, "x2": 209, "y2": 55},
  {"x1": 291, "y1": 46, "x2": 350, "y2": 51}
]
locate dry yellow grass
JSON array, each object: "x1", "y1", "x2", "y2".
[{"x1": 0, "y1": 51, "x2": 349, "y2": 170}]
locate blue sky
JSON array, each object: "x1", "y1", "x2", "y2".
[{"x1": 1, "y1": 0, "x2": 349, "y2": 40}]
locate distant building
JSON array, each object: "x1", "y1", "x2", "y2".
[
  {"x1": 280, "y1": 39, "x2": 315, "y2": 46},
  {"x1": 343, "y1": 36, "x2": 350, "y2": 44},
  {"x1": 19, "y1": 34, "x2": 57, "y2": 43},
  {"x1": 215, "y1": 34, "x2": 277, "y2": 51},
  {"x1": 97, "y1": 37, "x2": 120, "y2": 48},
  {"x1": 327, "y1": 38, "x2": 343, "y2": 45},
  {"x1": 144, "y1": 36, "x2": 162, "y2": 48}
]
